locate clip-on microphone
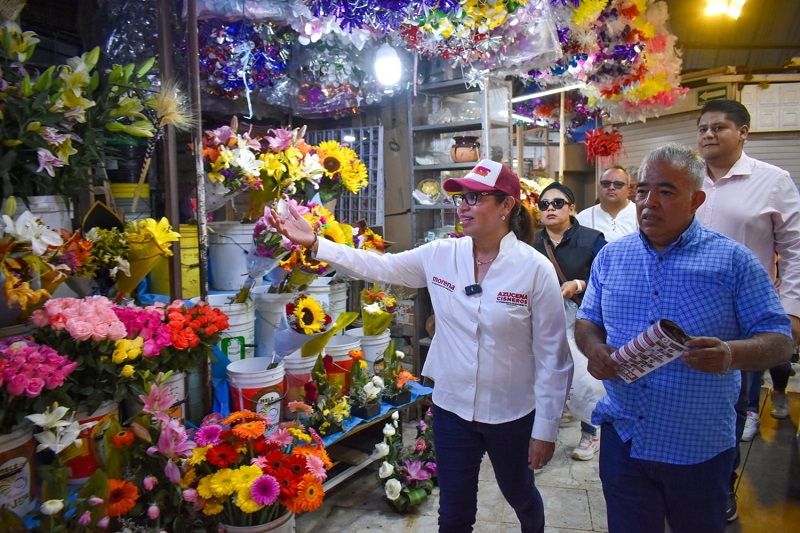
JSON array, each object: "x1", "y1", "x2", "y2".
[{"x1": 465, "y1": 284, "x2": 482, "y2": 296}]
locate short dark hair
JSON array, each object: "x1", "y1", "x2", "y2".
[
  {"x1": 699, "y1": 100, "x2": 751, "y2": 128},
  {"x1": 600, "y1": 165, "x2": 632, "y2": 184}
]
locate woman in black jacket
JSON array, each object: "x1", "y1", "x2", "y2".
[{"x1": 533, "y1": 182, "x2": 606, "y2": 462}]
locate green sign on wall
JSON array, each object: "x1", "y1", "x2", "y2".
[{"x1": 698, "y1": 86, "x2": 728, "y2": 105}]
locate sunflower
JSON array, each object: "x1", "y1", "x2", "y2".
[
  {"x1": 320, "y1": 221, "x2": 347, "y2": 245},
  {"x1": 285, "y1": 473, "x2": 325, "y2": 513},
  {"x1": 316, "y1": 140, "x2": 347, "y2": 178},
  {"x1": 232, "y1": 420, "x2": 266, "y2": 440},
  {"x1": 107, "y1": 479, "x2": 139, "y2": 517},
  {"x1": 292, "y1": 295, "x2": 327, "y2": 334},
  {"x1": 341, "y1": 159, "x2": 368, "y2": 193}
]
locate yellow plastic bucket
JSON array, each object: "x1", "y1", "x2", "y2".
[
  {"x1": 110, "y1": 182, "x2": 150, "y2": 199},
  {"x1": 148, "y1": 224, "x2": 200, "y2": 298}
]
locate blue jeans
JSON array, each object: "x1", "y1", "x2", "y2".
[
  {"x1": 600, "y1": 423, "x2": 735, "y2": 533},
  {"x1": 432, "y1": 405, "x2": 544, "y2": 533}
]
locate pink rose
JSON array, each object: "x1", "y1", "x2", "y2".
[
  {"x1": 92, "y1": 322, "x2": 110, "y2": 341},
  {"x1": 44, "y1": 369, "x2": 69, "y2": 390},
  {"x1": 65, "y1": 318, "x2": 93, "y2": 341},
  {"x1": 44, "y1": 298, "x2": 66, "y2": 315},
  {"x1": 182, "y1": 488, "x2": 197, "y2": 503},
  {"x1": 24, "y1": 377, "x2": 45, "y2": 398},
  {"x1": 107, "y1": 321, "x2": 128, "y2": 341},
  {"x1": 48, "y1": 313, "x2": 68, "y2": 331},
  {"x1": 30, "y1": 309, "x2": 48, "y2": 328},
  {"x1": 6, "y1": 374, "x2": 28, "y2": 396}
]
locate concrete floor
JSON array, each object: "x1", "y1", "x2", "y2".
[{"x1": 298, "y1": 364, "x2": 800, "y2": 532}]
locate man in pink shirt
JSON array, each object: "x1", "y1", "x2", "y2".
[{"x1": 696, "y1": 99, "x2": 800, "y2": 522}]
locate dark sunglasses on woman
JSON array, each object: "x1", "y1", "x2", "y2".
[{"x1": 537, "y1": 198, "x2": 571, "y2": 210}]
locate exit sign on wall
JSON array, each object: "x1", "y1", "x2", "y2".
[{"x1": 698, "y1": 86, "x2": 728, "y2": 105}]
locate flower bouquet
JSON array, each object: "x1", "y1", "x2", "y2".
[
  {"x1": 374, "y1": 409, "x2": 437, "y2": 513},
  {"x1": 0, "y1": 14, "x2": 162, "y2": 205},
  {"x1": 347, "y1": 348, "x2": 384, "y2": 419},
  {"x1": 69, "y1": 225, "x2": 131, "y2": 297},
  {"x1": 1, "y1": 198, "x2": 70, "y2": 326},
  {"x1": 29, "y1": 296, "x2": 138, "y2": 412},
  {"x1": 0, "y1": 336, "x2": 76, "y2": 433},
  {"x1": 272, "y1": 293, "x2": 332, "y2": 361},
  {"x1": 247, "y1": 126, "x2": 325, "y2": 218},
  {"x1": 115, "y1": 217, "x2": 181, "y2": 297},
  {"x1": 312, "y1": 140, "x2": 369, "y2": 204},
  {"x1": 380, "y1": 340, "x2": 418, "y2": 406},
  {"x1": 360, "y1": 283, "x2": 396, "y2": 336},
  {"x1": 306, "y1": 354, "x2": 351, "y2": 436},
  {"x1": 184, "y1": 408, "x2": 332, "y2": 528},
  {"x1": 202, "y1": 117, "x2": 268, "y2": 212},
  {"x1": 103, "y1": 378, "x2": 209, "y2": 531}
]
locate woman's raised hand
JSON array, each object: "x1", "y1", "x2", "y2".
[{"x1": 267, "y1": 202, "x2": 316, "y2": 248}]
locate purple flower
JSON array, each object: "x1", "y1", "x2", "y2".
[
  {"x1": 250, "y1": 475, "x2": 280, "y2": 506},
  {"x1": 402, "y1": 459, "x2": 432, "y2": 482},
  {"x1": 194, "y1": 424, "x2": 223, "y2": 446}
]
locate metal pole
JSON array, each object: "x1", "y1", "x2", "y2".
[
  {"x1": 559, "y1": 91, "x2": 566, "y2": 182},
  {"x1": 157, "y1": 0, "x2": 183, "y2": 301}
]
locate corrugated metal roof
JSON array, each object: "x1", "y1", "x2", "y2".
[{"x1": 668, "y1": 0, "x2": 800, "y2": 74}]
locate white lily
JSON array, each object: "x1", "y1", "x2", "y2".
[
  {"x1": 363, "y1": 302, "x2": 382, "y2": 315},
  {"x1": 8, "y1": 210, "x2": 63, "y2": 255},
  {"x1": 26, "y1": 405, "x2": 73, "y2": 429}
]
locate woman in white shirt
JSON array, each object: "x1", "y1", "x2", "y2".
[{"x1": 269, "y1": 159, "x2": 572, "y2": 533}]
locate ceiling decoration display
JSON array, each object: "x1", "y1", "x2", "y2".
[{"x1": 189, "y1": 0, "x2": 685, "y2": 123}]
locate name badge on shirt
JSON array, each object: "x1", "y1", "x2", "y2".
[{"x1": 496, "y1": 291, "x2": 528, "y2": 307}]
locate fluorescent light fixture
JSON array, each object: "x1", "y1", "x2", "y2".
[
  {"x1": 705, "y1": 0, "x2": 746, "y2": 18},
  {"x1": 374, "y1": 43, "x2": 402, "y2": 86},
  {"x1": 512, "y1": 114, "x2": 536, "y2": 124},
  {"x1": 510, "y1": 82, "x2": 586, "y2": 103},
  {"x1": 342, "y1": 134, "x2": 356, "y2": 143}
]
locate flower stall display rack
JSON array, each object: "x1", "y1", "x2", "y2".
[{"x1": 318, "y1": 381, "x2": 432, "y2": 492}]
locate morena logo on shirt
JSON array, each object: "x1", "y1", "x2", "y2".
[
  {"x1": 496, "y1": 291, "x2": 528, "y2": 306},
  {"x1": 432, "y1": 276, "x2": 455, "y2": 292}
]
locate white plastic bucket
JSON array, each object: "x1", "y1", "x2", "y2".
[
  {"x1": 283, "y1": 353, "x2": 318, "y2": 419},
  {"x1": 208, "y1": 221, "x2": 258, "y2": 291},
  {"x1": 12, "y1": 195, "x2": 72, "y2": 231},
  {"x1": 65, "y1": 400, "x2": 119, "y2": 484},
  {"x1": 345, "y1": 327, "x2": 391, "y2": 368},
  {"x1": 164, "y1": 372, "x2": 187, "y2": 421},
  {"x1": 324, "y1": 336, "x2": 361, "y2": 394},
  {"x1": 305, "y1": 279, "x2": 349, "y2": 322},
  {"x1": 251, "y1": 286, "x2": 295, "y2": 359},
  {"x1": 0, "y1": 425, "x2": 35, "y2": 517},
  {"x1": 192, "y1": 294, "x2": 256, "y2": 360},
  {"x1": 227, "y1": 359, "x2": 285, "y2": 433}
]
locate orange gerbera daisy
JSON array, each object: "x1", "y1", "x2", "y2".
[
  {"x1": 348, "y1": 349, "x2": 364, "y2": 361},
  {"x1": 292, "y1": 445, "x2": 333, "y2": 470},
  {"x1": 110, "y1": 429, "x2": 135, "y2": 448},
  {"x1": 285, "y1": 474, "x2": 325, "y2": 513},
  {"x1": 223, "y1": 410, "x2": 261, "y2": 425},
  {"x1": 107, "y1": 479, "x2": 139, "y2": 516},
  {"x1": 232, "y1": 420, "x2": 266, "y2": 440}
]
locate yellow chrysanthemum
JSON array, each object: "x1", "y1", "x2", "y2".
[
  {"x1": 202, "y1": 498, "x2": 224, "y2": 516},
  {"x1": 189, "y1": 446, "x2": 210, "y2": 466},
  {"x1": 235, "y1": 488, "x2": 263, "y2": 513},
  {"x1": 196, "y1": 476, "x2": 214, "y2": 500},
  {"x1": 293, "y1": 296, "x2": 327, "y2": 334},
  {"x1": 180, "y1": 467, "x2": 196, "y2": 489},
  {"x1": 230, "y1": 465, "x2": 263, "y2": 492},
  {"x1": 209, "y1": 469, "x2": 236, "y2": 498},
  {"x1": 289, "y1": 427, "x2": 313, "y2": 443}
]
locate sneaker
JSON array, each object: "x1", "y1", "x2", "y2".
[
  {"x1": 741, "y1": 411, "x2": 760, "y2": 441},
  {"x1": 770, "y1": 389, "x2": 790, "y2": 419},
  {"x1": 726, "y1": 492, "x2": 738, "y2": 522},
  {"x1": 571, "y1": 431, "x2": 600, "y2": 461}
]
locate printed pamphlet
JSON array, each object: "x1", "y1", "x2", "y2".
[{"x1": 611, "y1": 319, "x2": 692, "y2": 383}]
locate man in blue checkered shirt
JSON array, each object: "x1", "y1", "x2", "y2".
[{"x1": 576, "y1": 144, "x2": 793, "y2": 533}]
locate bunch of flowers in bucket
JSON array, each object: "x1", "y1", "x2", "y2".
[
  {"x1": 313, "y1": 139, "x2": 369, "y2": 203},
  {"x1": 184, "y1": 407, "x2": 332, "y2": 528},
  {"x1": 347, "y1": 348, "x2": 385, "y2": 419},
  {"x1": 374, "y1": 408, "x2": 437, "y2": 512},
  {"x1": 0, "y1": 198, "x2": 76, "y2": 325},
  {"x1": 0, "y1": 336, "x2": 76, "y2": 433},
  {"x1": 269, "y1": 201, "x2": 350, "y2": 293},
  {"x1": 380, "y1": 340, "x2": 418, "y2": 405},
  {"x1": 305, "y1": 354, "x2": 351, "y2": 436},
  {"x1": 103, "y1": 377, "x2": 208, "y2": 531},
  {"x1": 360, "y1": 283, "x2": 397, "y2": 336}
]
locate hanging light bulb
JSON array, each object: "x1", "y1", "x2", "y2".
[{"x1": 374, "y1": 43, "x2": 402, "y2": 86}]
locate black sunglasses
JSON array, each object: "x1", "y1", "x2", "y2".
[
  {"x1": 600, "y1": 180, "x2": 628, "y2": 189},
  {"x1": 537, "y1": 198, "x2": 571, "y2": 210},
  {"x1": 452, "y1": 191, "x2": 507, "y2": 207}
]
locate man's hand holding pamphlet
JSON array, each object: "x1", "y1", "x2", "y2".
[{"x1": 611, "y1": 319, "x2": 693, "y2": 383}]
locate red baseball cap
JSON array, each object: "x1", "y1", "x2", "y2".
[{"x1": 443, "y1": 159, "x2": 521, "y2": 203}]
